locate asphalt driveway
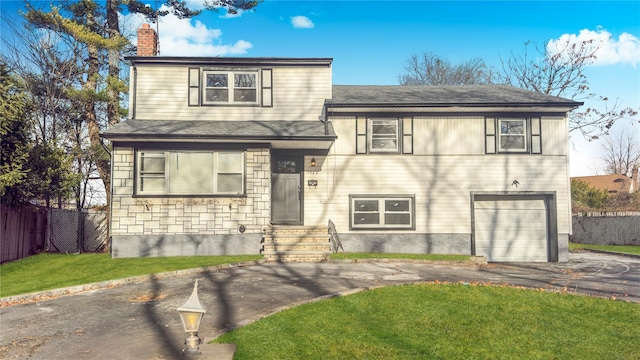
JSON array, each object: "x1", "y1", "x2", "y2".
[{"x1": 1, "y1": 251, "x2": 639, "y2": 359}]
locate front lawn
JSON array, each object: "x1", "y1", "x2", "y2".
[
  {"x1": 0, "y1": 253, "x2": 262, "y2": 297},
  {"x1": 214, "y1": 283, "x2": 640, "y2": 359},
  {"x1": 1, "y1": 253, "x2": 470, "y2": 298},
  {"x1": 570, "y1": 243, "x2": 640, "y2": 255}
]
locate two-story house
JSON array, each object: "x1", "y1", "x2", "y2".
[{"x1": 102, "y1": 25, "x2": 582, "y2": 262}]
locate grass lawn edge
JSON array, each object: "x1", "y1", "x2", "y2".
[
  {"x1": 1, "y1": 256, "x2": 482, "y2": 307},
  {"x1": 0, "y1": 259, "x2": 267, "y2": 307}
]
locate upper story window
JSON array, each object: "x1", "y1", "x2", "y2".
[
  {"x1": 370, "y1": 119, "x2": 399, "y2": 152},
  {"x1": 136, "y1": 150, "x2": 245, "y2": 196},
  {"x1": 356, "y1": 117, "x2": 413, "y2": 154},
  {"x1": 499, "y1": 119, "x2": 527, "y2": 152},
  {"x1": 485, "y1": 116, "x2": 541, "y2": 154},
  {"x1": 204, "y1": 71, "x2": 258, "y2": 104},
  {"x1": 189, "y1": 68, "x2": 273, "y2": 107}
]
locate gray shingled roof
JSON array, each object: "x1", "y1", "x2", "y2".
[
  {"x1": 102, "y1": 120, "x2": 336, "y2": 139},
  {"x1": 328, "y1": 85, "x2": 582, "y2": 107}
]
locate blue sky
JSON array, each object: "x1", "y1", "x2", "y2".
[{"x1": 2, "y1": 0, "x2": 639, "y2": 176}]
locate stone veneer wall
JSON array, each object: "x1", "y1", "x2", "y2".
[{"x1": 110, "y1": 146, "x2": 271, "y2": 257}]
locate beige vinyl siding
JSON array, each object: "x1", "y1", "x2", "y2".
[
  {"x1": 330, "y1": 115, "x2": 568, "y2": 156},
  {"x1": 541, "y1": 116, "x2": 568, "y2": 155},
  {"x1": 134, "y1": 66, "x2": 330, "y2": 121},
  {"x1": 330, "y1": 116, "x2": 356, "y2": 154},
  {"x1": 330, "y1": 116, "x2": 486, "y2": 155},
  {"x1": 304, "y1": 153, "x2": 570, "y2": 235},
  {"x1": 412, "y1": 116, "x2": 485, "y2": 155}
]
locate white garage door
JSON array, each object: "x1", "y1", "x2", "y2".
[{"x1": 474, "y1": 197, "x2": 548, "y2": 262}]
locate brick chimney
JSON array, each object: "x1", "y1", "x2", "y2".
[
  {"x1": 137, "y1": 23, "x2": 157, "y2": 56},
  {"x1": 631, "y1": 165, "x2": 639, "y2": 193}
]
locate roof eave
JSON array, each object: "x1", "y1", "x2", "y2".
[
  {"x1": 325, "y1": 102, "x2": 582, "y2": 108},
  {"x1": 103, "y1": 133, "x2": 337, "y2": 141},
  {"x1": 124, "y1": 56, "x2": 333, "y2": 66}
]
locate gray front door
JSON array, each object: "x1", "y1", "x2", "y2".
[
  {"x1": 272, "y1": 173, "x2": 301, "y2": 224},
  {"x1": 271, "y1": 156, "x2": 302, "y2": 225}
]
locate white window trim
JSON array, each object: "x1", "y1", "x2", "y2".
[
  {"x1": 350, "y1": 195, "x2": 415, "y2": 230},
  {"x1": 498, "y1": 118, "x2": 527, "y2": 152},
  {"x1": 368, "y1": 118, "x2": 400, "y2": 153},
  {"x1": 202, "y1": 70, "x2": 260, "y2": 105},
  {"x1": 136, "y1": 150, "x2": 245, "y2": 196}
]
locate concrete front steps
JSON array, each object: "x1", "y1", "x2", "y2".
[{"x1": 262, "y1": 225, "x2": 332, "y2": 262}]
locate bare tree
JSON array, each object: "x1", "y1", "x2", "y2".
[
  {"x1": 399, "y1": 52, "x2": 493, "y2": 85},
  {"x1": 498, "y1": 40, "x2": 638, "y2": 140},
  {"x1": 601, "y1": 130, "x2": 640, "y2": 176}
]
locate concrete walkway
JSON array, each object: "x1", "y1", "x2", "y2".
[{"x1": 1, "y1": 251, "x2": 639, "y2": 359}]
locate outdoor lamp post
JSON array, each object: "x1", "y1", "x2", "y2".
[{"x1": 177, "y1": 279, "x2": 206, "y2": 356}]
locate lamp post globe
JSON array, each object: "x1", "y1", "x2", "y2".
[{"x1": 177, "y1": 280, "x2": 206, "y2": 356}]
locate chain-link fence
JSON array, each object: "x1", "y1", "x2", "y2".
[
  {"x1": 572, "y1": 212, "x2": 640, "y2": 246},
  {"x1": 46, "y1": 209, "x2": 108, "y2": 253},
  {"x1": 84, "y1": 210, "x2": 108, "y2": 252}
]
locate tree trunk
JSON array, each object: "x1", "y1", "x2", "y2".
[{"x1": 83, "y1": 8, "x2": 111, "y2": 253}]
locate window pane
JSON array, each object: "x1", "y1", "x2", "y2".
[
  {"x1": 355, "y1": 213, "x2": 379, "y2": 225},
  {"x1": 277, "y1": 160, "x2": 297, "y2": 173},
  {"x1": 206, "y1": 89, "x2": 228, "y2": 102},
  {"x1": 372, "y1": 120, "x2": 397, "y2": 135},
  {"x1": 141, "y1": 155, "x2": 164, "y2": 173},
  {"x1": 234, "y1": 73, "x2": 256, "y2": 88},
  {"x1": 500, "y1": 120, "x2": 524, "y2": 135},
  {"x1": 217, "y1": 174, "x2": 243, "y2": 193},
  {"x1": 385, "y1": 200, "x2": 410, "y2": 212},
  {"x1": 140, "y1": 177, "x2": 164, "y2": 192},
  {"x1": 371, "y1": 138, "x2": 397, "y2": 150},
  {"x1": 385, "y1": 213, "x2": 411, "y2": 225},
  {"x1": 354, "y1": 200, "x2": 378, "y2": 212},
  {"x1": 500, "y1": 135, "x2": 525, "y2": 150},
  {"x1": 206, "y1": 74, "x2": 227, "y2": 87},
  {"x1": 234, "y1": 89, "x2": 257, "y2": 102},
  {"x1": 218, "y1": 152, "x2": 243, "y2": 173},
  {"x1": 169, "y1": 152, "x2": 213, "y2": 194}
]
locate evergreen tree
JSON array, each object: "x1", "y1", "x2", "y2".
[{"x1": 0, "y1": 59, "x2": 32, "y2": 206}]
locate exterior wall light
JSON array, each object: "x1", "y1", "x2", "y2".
[
  {"x1": 177, "y1": 279, "x2": 206, "y2": 356},
  {"x1": 310, "y1": 157, "x2": 316, "y2": 167}
]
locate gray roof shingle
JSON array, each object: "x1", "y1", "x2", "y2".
[
  {"x1": 102, "y1": 120, "x2": 336, "y2": 139},
  {"x1": 328, "y1": 85, "x2": 582, "y2": 107}
]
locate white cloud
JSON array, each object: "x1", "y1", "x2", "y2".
[
  {"x1": 121, "y1": 5, "x2": 252, "y2": 56},
  {"x1": 291, "y1": 15, "x2": 314, "y2": 29},
  {"x1": 548, "y1": 28, "x2": 640, "y2": 67}
]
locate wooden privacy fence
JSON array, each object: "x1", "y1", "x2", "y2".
[{"x1": 1, "y1": 205, "x2": 48, "y2": 263}]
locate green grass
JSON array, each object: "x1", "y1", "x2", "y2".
[
  {"x1": 0, "y1": 253, "x2": 467, "y2": 298},
  {"x1": 214, "y1": 283, "x2": 640, "y2": 360},
  {"x1": 330, "y1": 252, "x2": 470, "y2": 261},
  {"x1": 570, "y1": 243, "x2": 640, "y2": 255},
  {"x1": 0, "y1": 253, "x2": 262, "y2": 297}
]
